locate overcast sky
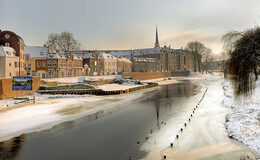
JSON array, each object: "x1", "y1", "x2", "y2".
[{"x1": 1, "y1": 0, "x2": 260, "y2": 54}]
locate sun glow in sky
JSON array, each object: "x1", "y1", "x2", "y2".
[{"x1": 1, "y1": 0, "x2": 260, "y2": 54}]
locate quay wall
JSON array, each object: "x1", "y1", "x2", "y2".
[
  {"x1": 122, "y1": 71, "x2": 190, "y2": 80},
  {"x1": 0, "y1": 77, "x2": 40, "y2": 99}
]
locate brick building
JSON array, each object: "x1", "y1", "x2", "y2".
[
  {"x1": 0, "y1": 30, "x2": 26, "y2": 76},
  {"x1": 46, "y1": 53, "x2": 86, "y2": 78},
  {"x1": 117, "y1": 57, "x2": 132, "y2": 73},
  {"x1": 72, "y1": 51, "x2": 103, "y2": 76}
]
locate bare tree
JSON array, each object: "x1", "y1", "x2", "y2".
[
  {"x1": 202, "y1": 48, "x2": 215, "y2": 73},
  {"x1": 45, "y1": 31, "x2": 80, "y2": 53},
  {"x1": 186, "y1": 41, "x2": 206, "y2": 72},
  {"x1": 223, "y1": 26, "x2": 260, "y2": 97}
]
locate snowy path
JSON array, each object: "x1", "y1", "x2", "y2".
[{"x1": 160, "y1": 78, "x2": 259, "y2": 160}]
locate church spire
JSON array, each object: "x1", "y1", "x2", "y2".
[{"x1": 155, "y1": 25, "x2": 160, "y2": 48}]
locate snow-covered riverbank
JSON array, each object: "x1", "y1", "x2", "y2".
[
  {"x1": 0, "y1": 89, "x2": 158, "y2": 142},
  {"x1": 222, "y1": 79, "x2": 260, "y2": 154},
  {"x1": 0, "y1": 73, "x2": 215, "y2": 143},
  {"x1": 158, "y1": 76, "x2": 259, "y2": 160}
]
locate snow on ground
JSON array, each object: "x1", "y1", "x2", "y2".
[
  {"x1": 222, "y1": 79, "x2": 260, "y2": 154},
  {"x1": 43, "y1": 75, "x2": 121, "y2": 83},
  {"x1": 0, "y1": 93, "x2": 93, "y2": 110},
  {"x1": 98, "y1": 83, "x2": 144, "y2": 91},
  {"x1": 0, "y1": 89, "x2": 156, "y2": 142}
]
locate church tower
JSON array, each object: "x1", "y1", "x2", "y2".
[{"x1": 154, "y1": 25, "x2": 160, "y2": 48}]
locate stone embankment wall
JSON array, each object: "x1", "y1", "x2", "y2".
[
  {"x1": 0, "y1": 77, "x2": 40, "y2": 99},
  {"x1": 122, "y1": 71, "x2": 190, "y2": 80}
]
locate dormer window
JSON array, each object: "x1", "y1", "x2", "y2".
[{"x1": 40, "y1": 52, "x2": 44, "y2": 55}]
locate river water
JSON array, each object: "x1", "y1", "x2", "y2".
[{"x1": 0, "y1": 80, "x2": 203, "y2": 160}]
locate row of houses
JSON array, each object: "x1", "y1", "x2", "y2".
[
  {"x1": 0, "y1": 30, "x2": 132, "y2": 78},
  {"x1": 0, "y1": 29, "x2": 195, "y2": 79}
]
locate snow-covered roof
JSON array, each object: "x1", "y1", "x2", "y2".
[
  {"x1": 109, "y1": 50, "x2": 133, "y2": 58},
  {"x1": 100, "y1": 53, "x2": 117, "y2": 60},
  {"x1": 133, "y1": 47, "x2": 161, "y2": 56},
  {"x1": 73, "y1": 54, "x2": 82, "y2": 60},
  {"x1": 71, "y1": 51, "x2": 98, "y2": 59},
  {"x1": 25, "y1": 46, "x2": 48, "y2": 58},
  {"x1": 47, "y1": 53, "x2": 66, "y2": 59},
  {"x1": 0, "y1": 46, "x2": 17, "y2": 57},
  {"x1": 132, "y1": 57, "x2": 156, "y2": 62},
  {"x1": 118, "y1": 57, "x2": 132, "y2": 63}
]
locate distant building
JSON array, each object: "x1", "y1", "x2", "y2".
[
  {"x1": 100, "y1": 53, "x2": 118, "y2": 75},
  {"x1": 131, "y1": 57, "x2": 159, "y2": 72},
  {"x1": 46, "y1": 53, "x2": 85, "y2": 78},
  {"x1": 71, "y1": 26, "x2": 195, "y2": 73},
  {"x1": 0, "y1": 46, "x2": 19, "y2": 78},
  {"x1": 117, "y1": 57, "x2": 132, "y2": 73},
  {"x1": 0, "y1": 30, "x2": 26, "y2": 76},
  {"x1": 24, "y1": 46, "x2": 48, "y2": 78}
]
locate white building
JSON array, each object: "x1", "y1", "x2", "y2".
[
  {"x1": 100, "y1": 53, "x2": 118, "y2": 75},
  {"x1": 0, "y1": 46, "x2": 19, "y2": 78}
]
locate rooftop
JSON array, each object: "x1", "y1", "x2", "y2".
[{"x1": 25, "y1": 46, "x2": 48, "y2": 58}]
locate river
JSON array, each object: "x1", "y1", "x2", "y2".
[{"x1": 0, "y1": 80, "x2": 203, "y2": 160}]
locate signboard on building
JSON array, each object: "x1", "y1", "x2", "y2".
[{"x1": 12, "y1": 77, "x2": 33, "y2": 90}]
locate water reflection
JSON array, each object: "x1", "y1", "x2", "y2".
[
  {"x1": 152, "y1": 81, "x2": 199, "y2": 127},
  {"x1": 0, "y1": 135, "x2": 24, "y2": 160}
]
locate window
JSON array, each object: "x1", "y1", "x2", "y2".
[
  {"x1": 15, "y1": 62, "x2": 18, "y2": 68},
  {"x1": 5, "y1": 34, "x2": 10, "y2": 39},
  {"x1": 48, "y1": 71, "x2": 53, "y2": 77},
  {"x1": 48, "y1": 61, "x2": 51, "y2": 67},
  {"x1": 9, "y1": 62, "x2": 11, "y2": 67},
  {"x1": 28, "y1": 64, "x2": 31, "y2": 69},
  {"x1": 42, "y1": 62, "x2": 46, "y2": 67},
  {"x1": 25, "y1": 55, "x2": 29, "y2": 60},
  {"x1": 32, "y1": 70, "x2": 36, "y2": 76},
  {"x1": 9, "y1": 72, "x2": 11, "y2": 76},
  {"x1": 5, "y1": 43, "x2": 10, "y2": 47},
  {"x1": 37, "y1": 61, "x2": 41, "y2": 67}
]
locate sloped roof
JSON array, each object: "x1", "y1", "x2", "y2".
[
  {"x1": 100, "y1": 53, "x2": 117, "y2": 59},
  {"x1": 0, "y1": 46, "x2": 17, "y2": 57},
  {"x1": 118, "y1": 57, "x2": 132, "y2": 63},
  {"x1": 25, "y1": 46, "x2": 48, "y2": 58}
]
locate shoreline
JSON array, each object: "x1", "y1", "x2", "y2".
[{"x1": 158, "y1": 78, "x2": 260, "y2": 160}]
